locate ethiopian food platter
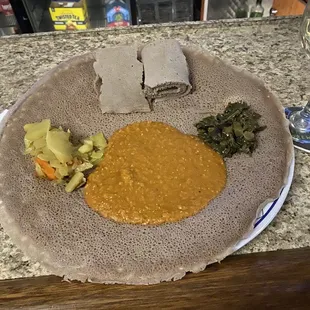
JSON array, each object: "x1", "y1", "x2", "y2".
[{"x1": 0, "y1": 40, "x2": 293, "y2": 285}]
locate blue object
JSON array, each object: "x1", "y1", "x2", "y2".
[{"x1": 106, "y1": 0, "x2": 131, "y2": 27}]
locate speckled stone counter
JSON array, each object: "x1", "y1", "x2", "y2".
[{"x1": 0, "y1": 17, "x2": 309, "y2": 280}]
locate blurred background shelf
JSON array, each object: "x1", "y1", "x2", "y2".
[
  {"x1": 136, "y1": 0, "x2": 193, "y2": 25},
  {"x1": 0, "y1": 0, "x2": 307, "y2": 36},
  {"x1": 0, "y1": 0, "x2": 18, "y2": 35},
  {"x1": 88, "y1": 0, "x2": 107, "y2": 28},
  {"x1": 0, "y1": 13, "x2": 15, "y2": 27}
]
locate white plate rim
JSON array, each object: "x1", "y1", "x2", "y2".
[{"x1": 233, "y1": 154, "x2": 295, "y2": 251}]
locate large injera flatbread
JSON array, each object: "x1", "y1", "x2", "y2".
[{"x1": 0, "y1": 48, "x2": 293, "y2": 285}]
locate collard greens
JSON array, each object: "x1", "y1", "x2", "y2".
[{"x1": 195, "y1": 101, "x2": 266, "y2": 158}]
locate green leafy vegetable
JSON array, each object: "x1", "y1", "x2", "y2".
[{"x1": 195, "y1": 101, "x2": 266, "y2": 158}]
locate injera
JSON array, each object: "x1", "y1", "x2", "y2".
[
  {"x1": 0, "y1": 48, "x2": 293, "y2": 285},
  {"x1": 141, "y1": 39, "x2": 192, "y2": 100},
  {"x1": 93, "y1": 47, "x2": 150, "y2": 113}
]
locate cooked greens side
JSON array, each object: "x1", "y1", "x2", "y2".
[{"x1": 195, "y1": 101, "x2": 266, "y2": 158}]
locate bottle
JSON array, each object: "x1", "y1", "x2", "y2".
[
  {"x1": 235, "y1": 4, "x2": 248, "y2": 18},
  {"x1": 105, "y1": 0, "x2": 131, "y2": 27},
  {"x1": 250, "y1": 0, "x2": 264, "y2": 18}
]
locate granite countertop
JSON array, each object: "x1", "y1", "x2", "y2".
[{"x1": 0, "y1": 17, "x2": 309, "y2": 280}]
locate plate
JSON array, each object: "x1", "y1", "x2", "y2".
[
  {"x1": 233, "y1": 156, "x2": 294, "y2": 251},
  {"x1": 0, "y1": 108, "x2": 294, "y2": 253},
  {"x1": 0, "y1": 49, "x2": 294, "y2": 284}
]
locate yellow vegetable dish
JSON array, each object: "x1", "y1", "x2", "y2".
[{"x1": 23, "y1": 119, "x2": 107, "y2": 192}]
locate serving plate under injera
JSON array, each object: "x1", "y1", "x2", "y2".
[{"x1": 0, "y1": 48, "x2": 293, "y2": 285}]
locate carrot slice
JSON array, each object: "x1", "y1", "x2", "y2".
[{"x1": 35, "y1": 157, "x2": 57, "y2": 180}]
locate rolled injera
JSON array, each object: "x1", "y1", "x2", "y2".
[
  {"x1": 141, "y1": 39, "x2": 192, "y2": 100},
  {"x1": 93, "y1": 47, "x2": 150, "y2": 113}
]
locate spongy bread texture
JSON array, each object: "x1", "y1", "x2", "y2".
[
  {"x1": 93, "y1": 46, "x2": 150, "y2": 113},
  {"x1": 141, "y1": 39, "x2": 192, "y2": 99},
  {"x1": 0, "y1": 48, "x2": 293, "y2": 285}
]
